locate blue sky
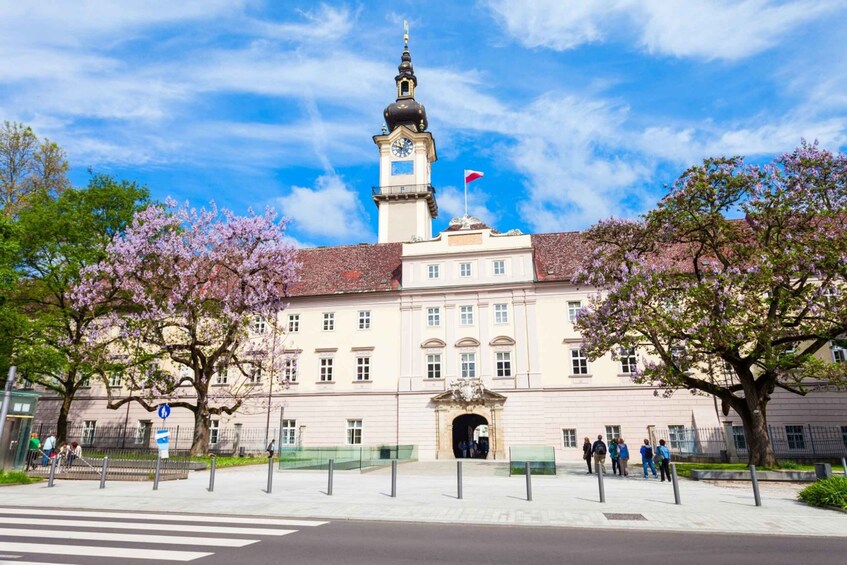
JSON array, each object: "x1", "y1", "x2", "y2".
[{"x1": 2, "y1": 1, "x2": 846, "y2": 247}]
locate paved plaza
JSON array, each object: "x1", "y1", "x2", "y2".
[{"x1": 2, "y1": 461, "x2": 845, "y2": 538}]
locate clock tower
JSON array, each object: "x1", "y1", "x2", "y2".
[{"x1": 372, "y1": 25, "x2": 438, "y2": 244}]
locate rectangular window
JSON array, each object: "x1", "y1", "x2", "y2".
[
  {"x1": 248, "y1": 366, "x2": 262, "y2": 384},
  {"x1": 494, "y1": 303, "x2": 509, "y2": 324},
  {"x1": 668, "y1": 425, "x2": 685, "y2": 450},
  {"x1": 82, "y1": 421, "x2": 96, "y2": 447},
  {"x1": 460, "y1": 262, "x2": 472, "y2": 277},
  {"x1": 604, "y1": 425, "x2": 621, "y2": 444},
  {"x1": 567, "y1": 301, "x2": 582, "y2": 323},
  {"x1": 107, "y1": 371, "x2": 122, "y2": 388},
  {"x1": 356, "y1": 357, "x2": 371, "y2": 381},
  {"x1": 282, "y1": 419, "x2": 296, "y2": 446},
  {"x1": 319, "y1": 358, "x2": 334, "y2": 381},
  {"x1": 209, "y1": 420, "x2": 220, "y2": 445},
  {"x1": 495, "y1": 352, "x2": 512, "y2": 377},
  {"x1": 426, "y1": 354, "x2": 442, "y2": 379},
  {"x1": 134, "y1": 421, "x2": 151, "y2": 446},
  {"x1": 251, "y1": 315, "x2": 266, "y2": 334},
  {"x1": 460, "y1": 352, "x2": 477, "y2": 378},
  {"x1": 427, "y1": 307, "x2": 441, "y2": 327},
  {"x1": 832, "y1": 341, "x2": 846, "y2": 363},
  {"x1": 562, "y1": 428, "x2": 577, "y2": 448},
  {"x1": 215, "y1": 370, "x2": 228, "y2": 385},
  {"x1": 460, "y1": 305, "x2": 474, "y2": 325},
  {"x1": 21, "y1": 378, "x2": 33, "y2": 390},
  {"x1": 571, "y1": 348, "x2": 589, "y2": 375},
  {"x1": 493, "y1": 259, "x2": 505, "y2": 275},
  {"x1": 322, "y1": 312, "x2": 335, "y2": 331},
  {"x1": 358, "y1": 310, "x2": 371, "y2": 330},
  {"x1": 78, "y1": 374, "x2": 91, "y2": 388},
  {"x1": 427, "y1": 264, "x2": 440, "y2": 279},
  {"x1": 841, "y1": 426, "x2": 847, "y2": 449},
  {"x1": 287, "y1": 314, "x2": 300, "y2": 333},
  {"x1": 786, "y1": 425, "x2": 806, "y2": 450},
  {"x1": 617, "y1": 347, "x2": 637, "y2": 375},
  {"x1": 347, "y1": 419, "x2": 363, "y2": 445},
  {"x1": 732, "y1": 426, "x2": 747, "y2": 450},
  {"x1": 283, "y1": 359, "x2": 298, "y2": 383}
]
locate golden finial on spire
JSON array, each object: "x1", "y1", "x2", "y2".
[{"x1": 403, "y1": 20, "x2": 409, "y2": 49}]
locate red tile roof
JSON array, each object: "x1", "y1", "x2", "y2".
[
  {"x1": 531, "y1": 232, "x2": 591, "y2": 282},
  {"x1": 288, "y1": 243, "x2": 403, "y2": 297}
]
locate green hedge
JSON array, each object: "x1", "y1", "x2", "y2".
[{"x1": 798, "y1": 477, "x2": 847, "y2": 510}]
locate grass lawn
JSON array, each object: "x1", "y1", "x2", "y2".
[
  {"x1": 672, "y1": 462, "x2": 820, "y2": 478},
  {"x1": 0, "y1": 470, "x2": 44, "y2": 485},
  {"x1": 82, "y1": 453, "x2": 275, "y2": 469}
]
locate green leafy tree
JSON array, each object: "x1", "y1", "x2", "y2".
[
  {"x1": 0, "y1": 215, "x2": 20, "y2": 387},
  {"x1": 12, "y1": 175, "x2": 149, "y2": 441},
  {"x1": 575, "y1": 142, "x2": 847, "y2": 467}
]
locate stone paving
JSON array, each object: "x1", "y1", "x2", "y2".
[{"x1": 2, "y1": 461, "x2": 845, "y2": 537}]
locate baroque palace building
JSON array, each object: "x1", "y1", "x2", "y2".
[{"x1": 31, "y1": 37, "x2": 847, "y2": 462}]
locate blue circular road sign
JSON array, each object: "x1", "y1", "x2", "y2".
[{"x1": 157, "y1": 403, "x2": 171, "y2": 420}]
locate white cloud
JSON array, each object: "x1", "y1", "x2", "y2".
[
  {"x1": 436, "y1": 185, "x2": 498, "y2": 227},
  {"x1": 274, "y1": 175, "x2": 373, "y2": 242}
]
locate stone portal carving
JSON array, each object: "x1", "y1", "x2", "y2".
[{"x1": 431, "y1": 381, "x2": 507, "y2": 460}]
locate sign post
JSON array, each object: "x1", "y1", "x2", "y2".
[{"x1": 156, "y1": 404, "x2": 171, "y2": 460}]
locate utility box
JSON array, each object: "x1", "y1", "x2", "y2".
[
  {"x1": 1, "y1": 390, "x2": 39, "y2": 470},
  {"x1": 814, "y1": 463, "x2": 833, "y2": 480}
]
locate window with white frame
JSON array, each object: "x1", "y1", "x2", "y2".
[
  {"x1": 427, "y1": 264, "x2": 440, "y2": 279},
  {"x1": 495, "y1": 351, "x2": 512, "y2": 377},
  {"x1": 459, "y1": 305, "x2": 474, "y2": 325},
  {"x1": 668, "y1": 425, "x2": 685, "y2": 449},
  {"x1": 832, "y1": 340, "x2": 846, "y2": 363},
  {"x1": 356, "y1": 356, "x2": 371, "y2": 381},
  {"x1": 177, "y1": 365, "x2": 193, "y2": 384},
  {"x1": 287, "y1": 314, "x2": 300, "y2": 333},
  {"x1": 322, "y1": 312, "x2": 335, "y2": 331},
  {"x1": 494, "y1": 303, "x2": 509, "y2": 324},
  {"x1": 107, "y1": 371, "x2": 122, "y2": 388},
  {"x1": 786, "y1": 425, "x2": 806, "y2": 449},
  {"x1": 347, "y1": 419, "x2": 363, "y2": 445},
  {"x1": 605, "y1": 425, "x2": 621, "y2": 443},
  {"x1": 562, "y1": 428, "x2": 577, "y2": 448},
  {"x1": 248, "y1": 366, "x2": 262, "y2": 384},
  {"x1": 567, "y1": 301, "x2": 582, "y2": 323},
  {"x1": 209, "y1": 420, "x2": 220, "y2": 445},
  {"x1": 732, "y1": 426, "x2": 747, "y2": 450},
  {"x1": 251, "y1": 315, "x2": 266, "y2": 334},
  {"x1": 134, "y1": 421, "x2": 151, "y2": 446},
  {"x1": 319, "y1": 358, "x2": 334, "y2": 382},
  {"x1": 460, "y1": 262, "x2": 472, "y2": 277},
  {"x1": 78, "y1": 374, "x2": 91, "y2": 388},
  {"x1": 427, "y1": 307, "x2": 441, "y2": 327},
  {"x1": 214, "y1": 369, "x2": 228, "y2": 385},
  {"x1": 82, "y1": 420, "x2": 96, "y2": 446},
  {"x1": 358, "y1": 310, "x2": 371, "y2": 330},
  {"x1": 570, "y1": 348, "x2": 589, "y2": 375},
  {"x1": 282, "y1": 359, "x2": 297, "y2": 382},
  {"x1": 619, "y1": 347, "x2": 637, "y2": 374},
  {"x1": 282, "y1": 419, "x2": 296, "y2": 445},
  {"x1": 460, "y1": 352, "x2": 477, "y2": 378},
  {"x1": 493, "y1": 259, "x2": 505, "y2": 275},
  {"x1": 426, "y1": 354, "x2": 442, "y2": 379}
]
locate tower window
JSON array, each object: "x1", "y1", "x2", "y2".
[{"x1": 400, "y1": 80, "x2": 410, "y2": 96}]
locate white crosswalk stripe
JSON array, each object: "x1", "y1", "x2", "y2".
[{"x1": 0, "y1": 508, "x2": 328, "y2": 563}]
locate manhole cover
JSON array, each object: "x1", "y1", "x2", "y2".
[{"x1": 603, "y1": 513, "x2": 647, "y2": 521}]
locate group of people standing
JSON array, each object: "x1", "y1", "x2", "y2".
[
  {"x1": 25, "y1": 432, "x2": 82, "y2": 471},
  {"x1": 582, "y1": 435, "x2": 673, "y2": 482},
  {"x1": 457, "y1": 438, "x2": 489, "y2": 458}
]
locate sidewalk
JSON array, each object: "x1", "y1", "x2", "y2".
[{"x1": 2, "y1": 461, "x2": 845, "y2": 537}]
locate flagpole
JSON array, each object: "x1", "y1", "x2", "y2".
[{"x1": 463, "y1": 170, "x2": 468, "y2": 217}]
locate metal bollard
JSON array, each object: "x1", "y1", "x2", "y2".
[
  {"x1": 99, "y1": 456, "x2": 109, "y2": 489},
  {"x1": 266, "y1": 456, "x2": 274, "y2": 494},
  {"x1": 47, "y1": 456, "x2": 58, "y2": 487},
  {"x1": 671, "y1": 463, "x2": 681, "y2": 505},
  {"x1": 597, "y1": 463, "x2": 605, "y2": 503},
  {"x1": 327, "y1": 459, "x2": 334, "y2": 496},
  {"x1": 842, "y1": 457, "x2": 846, "y2": 477},
  {"x1": 525, "y1": 461, "x2": 533, "y2": 502},
  {"x1": 457, "y1": 461, "x2": 463, "y2": 500},
  {"x1": 208, "y1": 455, "x2": 216, "y2": 492},
  {"x1": 750, "y1": 465, "x2": 762, "y2": 507},
  {"x1": 153, "y1": 454, "x2": 161, "y2": 491},
  {"x1": 390, "y1": 460, "x2": 397, "y2": 498}
]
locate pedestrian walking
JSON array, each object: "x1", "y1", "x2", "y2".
[
  {"x1": 618, "y1": 438, "x2": 630, "y2": 477},
  {"x1": 582, "y1": 437, "x2": 593, "y2": 474},
  {"x1": 592, "y1": 434, "x2": 607, "y2": 474},
  {"x1": 640, "y1": 438, "x2": 658, "y2": 478},
  {"x1": 657, "y1": 439, "x2": 672, "y2": 482},
  {"x1": 609, "y1": 436, "x2": 620, "y2": 475},
  {"x1": 26, "y1": 433, "x2": 40, "y2": 471},
  {"x1": 41, "y1": 434, "x2": 56, "y2": 466},
  {"x1": 266, "y1": 439, "x2": 276, "y2": 458}
]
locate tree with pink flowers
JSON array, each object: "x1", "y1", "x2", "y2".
[
  {"x1": 74, "y1": 200, "x2": 299, "y2": 455},
  {"x1": 575, "y1": 142, "x2": 847, "y2": 467}
]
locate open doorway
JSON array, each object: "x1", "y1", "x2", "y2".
[{"x1": 452, "y1": 414, "x2": 489, "y2": 459}]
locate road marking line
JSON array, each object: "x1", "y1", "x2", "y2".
[
  {"x1": 4, "y1": 518, "x2": 297, "y2": 537},
  {"x1": 0, "y1": 562, "x2": 76, "y2": 565},
  {"x1": 0, "y1": 508, "x2": 326, "y2": 527},
  {"x1": 0, "y1": 543, "x2": 211, "y2": 562},
  {"x1": 0, "y1": 527, "x2": 259, "y2": 547}
]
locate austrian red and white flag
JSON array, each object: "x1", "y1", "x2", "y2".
[{"x1": 464, "y1": 170, "x2": 484, "y2": 184}]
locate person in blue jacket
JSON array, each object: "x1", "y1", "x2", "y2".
[
  {"x1": 617, "y1": 438, "x2": 630, "y2": 477},
  {"x1": 640, "y1": 438, "x2": 658, "y2": 479},
  {"x1": 657, "y1": 439, "x2": 672, "y2": 482}
]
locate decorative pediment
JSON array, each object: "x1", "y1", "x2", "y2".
[
  {"x1": 489, "y1": 336, "x2": 515, "y2": 346},
  {"x1": 455, "y1": 337, "x2": 480, "y2": 348},
  {"x1": 421, "y1": 338, "x2": 447, "y2": 349},
  {"x1": 431, "y1": 378, "x2": 507, "y2": 406}
]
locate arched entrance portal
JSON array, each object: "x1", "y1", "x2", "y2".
[{"x1": 452, "y1": 414, "x2": 489, "y2": 459}]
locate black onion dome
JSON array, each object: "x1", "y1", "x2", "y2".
[{"x1": 383, "y1": 47, "x2": 428, "y2": 132}]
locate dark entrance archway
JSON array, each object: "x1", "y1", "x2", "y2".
[{"x1": 452, "y1": 414, "x2": 489, "y2": 459}]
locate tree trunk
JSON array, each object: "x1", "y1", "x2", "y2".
[
  {"x1": 737, "y1": 388, "x2": 778, "y2": 467},
  {"x1": 56, "y1": 391, "x2": 74, "y2": 444},
  {"x1": 190, "y1": 409, "x2": 210, "y2": 456}
]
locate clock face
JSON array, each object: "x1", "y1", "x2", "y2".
[{"x1": 391, "y1": 137, "x2": 413, "y2": 158}]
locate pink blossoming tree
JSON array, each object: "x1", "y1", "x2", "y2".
[
  {"x1": 74, "y1": 200, "x2": 299, "y2": 455},
  {"x1": 575, "y1": 142, "x2": 847, "y2": 467}
]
